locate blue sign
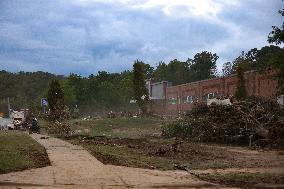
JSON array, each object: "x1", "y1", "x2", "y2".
[{"x1": 41, "y1": 98, "x2": 48, "y2": 106}]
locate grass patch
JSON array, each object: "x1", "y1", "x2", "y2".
[
  {"x1": 197, "y1": 173, "x2": 284, "y2": 188},
  {"x1": 0, "y1": 131, "x2": 50, "y2": 174},
  {"x1": 70, "y1": 117, "x2": 162, "y2": 138}
]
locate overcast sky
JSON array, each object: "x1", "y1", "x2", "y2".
[{"x1": 0, "y1": 0, "x2": 283, "y2": 76}]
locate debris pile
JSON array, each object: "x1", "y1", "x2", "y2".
[
  {"x1": 107, "y1": 111, "x2": 117, "y2": 118},
  {"x1": 267, "y1": 121, "x2": 284, "y2": 147},
  {"x1": 162, "y1": 97, "x2": 284, "y2": 148},
  {"x1": 47, "y1": 121, "x2": 71, "y2": 138}
]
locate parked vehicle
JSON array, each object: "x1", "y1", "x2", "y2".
[{"x1": 10, "y1": 110, "x2": 27, "y2": 129}]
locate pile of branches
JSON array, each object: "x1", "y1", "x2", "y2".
[
  {"x1": 46, "y1": 121, "x2": 72, "y2": 138},
  {"x1": 162, "y1": 97, "x2": 283, "y2": 147},
  {"x1": 46, "y1": 106, "x2": 72, "y2": 138}
]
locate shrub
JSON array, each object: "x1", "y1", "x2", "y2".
[{"x1": 162, "y1": 120, "x2": 192, "y2": 139}]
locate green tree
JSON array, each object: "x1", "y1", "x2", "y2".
[
  {"x1": 222, "y1": 62, "x2": 234, "y2": 76},
  {"x1": 67, "y1": 74, "x2": 87, "y2": 105},
  {"x1": 47, "y1": 79, "x2": 65, "y2": 121},
  {"x1": 231, "y1": 51, "x2": 252, "y2": 73},
  {"x1": 269, "y1": 50, "x2": 284, "y2": 94},
  {"x1": 167, "y1": 59, "x2": 190, "y2": 85},
  {"x1": 246, "y1": 46, "x2": 283, "y2": 71},
  {"x1": 60, "y1": 79, "x2": 76, "y2": 107},
  {"x1": 85, "y1": 74, "x2": 99, "y2": 106},
  {"x1": 141, "y1": 63, "x2": 154, "y2": 79},
  {"x1": 153, "y1": 60, "x2": 191, "y2": 85},
  {"x1": 153, "y1": 62, "x2": 168, "y2": 82},
  {"x1": 0, "y1": 70, "x2": 61, "y2": 112},
  {"x1": 267, "y1": 7, "x2": 284, "y2": 94},
  {"x1": 268, "y1": 8, "x2": 284, "y2": 45},
  {"x1": 133, "y1": 60, "x2": 150, "y2": 114},
  {"x1": 97, "y1": 81, "x2": 120, "y2": 109},
  {"x1": 118, "y1": 71, "x2": 134, "y2": 107},
  {"x1": 188, "y1": 51, "x2": 218, "y2": 82},
  {"x1": 235, "y1": 63, "x2": 247, "y2": 100}
]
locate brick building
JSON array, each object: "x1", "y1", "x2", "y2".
[{"x1": 148, "y1": 70, "x2": 278, "y2": 114}]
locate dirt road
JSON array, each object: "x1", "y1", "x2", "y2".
[{"x1": 0, "y1": 134, "x2": 218, "y2": 189}]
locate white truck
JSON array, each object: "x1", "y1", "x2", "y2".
[{"x1": 10, "y1": 110, "x2": 27, "y2": 129}]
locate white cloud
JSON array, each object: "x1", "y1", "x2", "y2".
[
  {"x1": 0, "y1": 0, "x2": 281, "y2": 75},
  {"x1": 73, "y1": 0, "x2": 132, "y2": 6},
  {"x1": 135, "y1": 0, "x2": 221, "y2": 17},
  {"x1": 75, "y1": 0, "x2": 240, "y2": 18}
]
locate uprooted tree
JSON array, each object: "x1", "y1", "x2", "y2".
[{"x1": 133, "y1": 60, "x2": 150, "y2": 114}]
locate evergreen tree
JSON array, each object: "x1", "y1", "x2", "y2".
[
  {"x1": 133, "y1": 60, "x2": 150, "y2": 114},
  {"x1": 47, "y1": 79, "x2": 65, "y2": 121},
  {"x1": 235, "y1": 64, "x2": 247, "y2": 100}
]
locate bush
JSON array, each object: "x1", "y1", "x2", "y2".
[{"x1": 162, "y1": 120, "x2": 192, "y2": 139}]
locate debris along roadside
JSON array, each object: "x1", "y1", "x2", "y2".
[
  {"x1": 68, "y1": 134, "x2": 284, "y2": 171},
  {"x1": 162, "y1": 96, "x2": 284, "y2": 148}
]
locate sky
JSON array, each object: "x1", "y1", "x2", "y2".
[{"x1": 0, "y1": 0, "x2": 283, "y2": 76}]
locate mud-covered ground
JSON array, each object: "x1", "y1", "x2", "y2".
[
  {"x1": 68, "y1": 135, "x2": 284, "y2": 188},
  {"x1": 62, "y1": 117, "x2": 284, "y2": 188},
  {"x1": 197, "y1": 172, "x2": 284, "y2": 189},
  {"x1": 69, "y1": 136, "x2": 284, "y2": 170}
]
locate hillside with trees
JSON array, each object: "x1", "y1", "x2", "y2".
[{"x1": 0, "y1": 71, "x2": 62, "y2": 114}]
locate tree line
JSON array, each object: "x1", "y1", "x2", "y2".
[
  {"x1": 0, "y1": 7, "x2": 283, "y2": 115},
  {"x1": 0, "y1": 45, "x2": 282, "y2": 116}
]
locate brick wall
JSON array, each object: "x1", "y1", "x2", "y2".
[
  {"x1": 165, "y1": 85, "x2": 180, "y2": 114},
  {"x1": 165, "y1": 70, "x2": 278, "y2": 114}
]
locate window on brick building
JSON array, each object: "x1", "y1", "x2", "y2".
[
  {"x1": 183, "y1": 95, "x2": 196, "y2": 103},
  {"x1": 203, "y1": 92, "x2": 218, "y2": 100},
  {"x1": 168, "y1": 97, "x2": 177, "y2": 105}
]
